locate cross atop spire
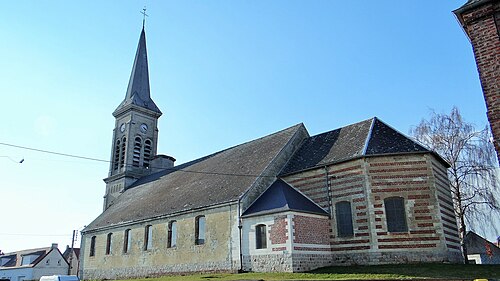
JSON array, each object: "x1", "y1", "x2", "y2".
[{"x1": 141, "y1": 6, "x2": 149, "y2": 29}]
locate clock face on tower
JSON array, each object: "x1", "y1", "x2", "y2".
[
  {"x1": 140, "y1": 123, "x2": 148, "y2": 133},
  {"x1": 120, "y1": 123, "x2": 126, "y2": 133}
]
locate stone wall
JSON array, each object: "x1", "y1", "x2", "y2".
[{"x1": 81, "y1": 205, "x2": 237, "y2": 280}]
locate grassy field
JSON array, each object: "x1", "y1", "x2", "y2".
[{"x1": 118, "y1": 263, "x2": 500, "y2": 281}]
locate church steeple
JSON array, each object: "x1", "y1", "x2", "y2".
[
  {"x1": 103, "y1": 27, "x2": 163, "y2": 210},
  {"x1": 114, "y1": 27, "x2": 161, "y2": 116}
]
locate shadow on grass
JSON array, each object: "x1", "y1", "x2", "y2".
[{"x1": 308, "y1": 263, "x2": 500, "y2": 279}]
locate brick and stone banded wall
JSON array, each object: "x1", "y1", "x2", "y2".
[
  {"x1": 367, "y1": 156, "x2": 447, "y2": 254},
  {"x1": 242, "y1": 253, "x2": 293, "y2": 272},
  {"x1": 328, "y1": 160, "x2": 371, "y2": 252},
  {"x1": 286, "y1": 168, "x2": 330, "y2": 209},
  {"x1": 460, "y1": 2, "x2": 500, "y2": 161},
  {"x1": 430, "y1": 157, "x2": 461, "y2": 253},
  {"x1": 83, "y1": 260, "x2": 233, "y2": 280}
]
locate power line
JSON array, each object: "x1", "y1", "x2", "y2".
[
  {"x1": 0, "y1": 142, "x2": 108, "y2": 163},
  {"x1": 0, "y1": 233, "x2": 71, "y2": 237},
  {"x1": 0, "y1": 141, "x2": 291, "y2": 179}
]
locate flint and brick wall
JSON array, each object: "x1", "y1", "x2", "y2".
[{"x1": 456, "y1": 1, "x2": 500, "y2": 162}]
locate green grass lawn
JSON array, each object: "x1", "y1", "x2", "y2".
[{"x1": 115, "y1": 263, "x2": 500, "y2": 281}]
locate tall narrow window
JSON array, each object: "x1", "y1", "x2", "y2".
[
  {"x1": 123, "y1": 229, "x2": 131, "y2": 253},
  {"x1": 167, "y1": 221, "x2": 177, "y2": 248},
  {"x1": 143, "y1": 139, "x2": 152, "y2": 168},
  {"x1": 255, "y1": 224, "x2": 267, "y2": 249},
  {"x1": 335, "y1": 201, "x2": 354, "y2": 237},
  {"x1": 144, "y1": 225, "x2": 153, "y2": 250},
  {"x1": 133, "y1": 137, "x2": 142, "y2": 167},
  {"x1": 113, "y1": 140, "x2": 120, "y2": 170},
  {"x1": 90, "y1": 236, "x2": 96, "y2": 257},
  {"x1": 106, "y1": 233, "x2": 113, "y2": 255},
  {"x1": 195, "y1": 216, "x2": 206, "y2": 245},
  {"x1": 120, "y1": 137, "x2": 126, "y2": 168},
  {"x1": 384, "y1": 197, "x2": 408, "y2": 232}
]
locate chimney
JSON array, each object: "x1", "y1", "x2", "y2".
[
  {"x1": 51, "y1": 243, "x2": 58, "y2": 249},
  {"x1": 150, "y1": 154, "x2": 175, "y2": 173}
]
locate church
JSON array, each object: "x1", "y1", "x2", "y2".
[{"x1": 79, "y1": 26, "x2": 462, "y2": 279}]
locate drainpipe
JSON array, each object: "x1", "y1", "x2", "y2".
[
  {"x1": 324, "y1": 166, "x2": 332, "y2": 214},
  {"x1": 237, "y1": 198, "x2": 244, "y2": 273}
]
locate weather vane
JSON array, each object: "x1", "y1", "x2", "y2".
[{"x1": 141, "y1": 6, "x2": 149, "y2": 28}]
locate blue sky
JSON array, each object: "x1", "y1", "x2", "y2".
[{"x1": 0, "y1": 1, "x2": 495, "y2": 253}]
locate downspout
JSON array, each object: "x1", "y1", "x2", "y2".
[
  {"x1": 237, "y1": 197, "x2": 244, "y2": 273},
  {"x1": 324, "y1": 166, "x2": 332, "y2": 214}
]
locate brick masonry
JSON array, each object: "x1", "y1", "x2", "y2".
[
  {"x1": 283, "y1": 154, "x2": 463, "y2": 265},
  {"x1": 455, "y1": 1, "x2": 500, "y2": 162}
]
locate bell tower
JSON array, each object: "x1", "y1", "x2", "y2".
[{"x1": 103, "y1": 27, "x2": 162, "y2": 210}]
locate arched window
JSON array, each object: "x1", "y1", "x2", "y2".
[
  {"x1": 120, "y1": 137, "x2": 126, "y2": 168},
  {"x1": 167, "y1": 221, "x2": 177, "y2": 248},
  {"x1": 195, "y1": 215, "x2": 206, "y2": 245},
  {"x1": 384, "y1": 197, "x2": 408, "y2": 232},
  {"x1": 143, "y1": 139, "x2": 152, "y2": 168},
  {"x1": 123, "y1": 229, "x2": 131, "y2": 253},
  {"x1": 335, "y1": 201, "x2": 354, "y2": 237},
  {"x1": 89, "y1": 236, "x2": 96, "y2": 257},
  {"x1": 106, "y1": 233, "x2": 112, "y2": 255},
  {"x1": 133, "y1": 137, "x2": 142, "y2": 167},
  {"x1": 113, "y1": 140, "x2": 120, "y2": 170},
  {"x1": 255, "y1": 224, "x2": 267, "y2": 249},
  {"x1": 144, "y1": 225, "x2": 153, "y2": 250}
]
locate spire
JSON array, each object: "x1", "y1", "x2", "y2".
[{"x1": 114, "y1": 27, "x2": 161, "y2": 116}]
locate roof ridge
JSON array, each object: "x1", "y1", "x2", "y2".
[{"x1": 362, "y1": 117, "x2": 376, "y2": 155}]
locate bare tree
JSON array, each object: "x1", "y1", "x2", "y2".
[{"x1": 410, "y1": 107, "x2": 500, "y2": 263}]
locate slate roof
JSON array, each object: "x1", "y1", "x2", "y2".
[
  {"x1": 114, "y1": 27, "x2": 161, "y2": 115},
  {"x1": 242, "y1": 179, "x2": 328, "y2": 217},
  {"x1": 0, "y1": 247, "x2": 51, "y2": 268},
  {"x1": 465, "y1": 231, "x2": 500, "y2": 256},
  {"x1": 84, "y1": 124, "x2": 306, "y2": 231},
  {"x1": 62, "y1": 248, "x2": 80, "y2": 260},
  {"x1": 280, "y1": 117, "x2": 434, "y2": 176}
]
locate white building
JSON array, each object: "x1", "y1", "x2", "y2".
[{"x1": 0, "y1": 244, "x2": 68, "y2": 281}]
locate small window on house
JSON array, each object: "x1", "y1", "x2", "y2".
[
  {"x1": 123, "y1": 229, "x2": 131, "y2": 253},
  {"x1": 384, "y1": 197, "x2": 408, "y2": 232},
  {"x1": 57, "y1": 259, "x2": 61, "y2": 265},
  {"x1": 167, "y1": 221, "x2": 177, "y2": 248},
  {"x1": 45, "y1": 259, "x2": 50, "y2": 265},
  {"x1": 335, "y1": 201, "x2": 354, "y2": 237},
  {"x1": 255, "y1": 224, "x2": 267, "y2": 249},
  {"x1": 144, "y1": 225, "x2": 153, "y2": 250},
  {"x1": 21, "y1": 255, "x2": 32, "y2": 266},
  {"x1": 90, "y1": 236, "x2": 96, "y2": 257},
  {"x1": 195, "y1": 216, "x2": 206, "y2": 245},
  {"x1": 106, "y1": 233, "x2": 113, "y2": 255}
]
